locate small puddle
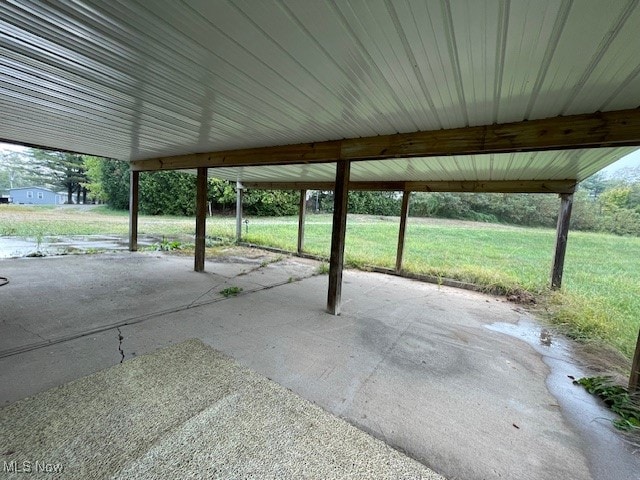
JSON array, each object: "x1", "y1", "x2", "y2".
[
  {"x1": 0, "y1": 235, "x2": 162, "y2": 259},
  {"x1": 487, "y1": 318, "x2": 639, "y2": 480}
]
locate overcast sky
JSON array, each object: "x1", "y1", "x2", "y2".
[
  {"x1": 0, "y1": 142, "x2": 27, "y2": 153},
  {"x1": 600, "y1": 148, "x2": 640, "y2": 175}
]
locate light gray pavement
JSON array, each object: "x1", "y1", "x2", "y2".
[{"x1": 0, "y1": 251, "x2": 638, "y2": 479}]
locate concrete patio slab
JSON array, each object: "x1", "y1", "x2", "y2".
[{"x1": 0, "y1": 251, "x2": 638, "y2": 480}]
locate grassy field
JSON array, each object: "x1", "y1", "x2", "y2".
[{"x1": 2, "y1": 205, "x2": 639, "y2": 361}]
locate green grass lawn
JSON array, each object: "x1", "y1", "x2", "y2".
[{"x1": 2, "y1": 205, "x2": 639, "y2": 361}]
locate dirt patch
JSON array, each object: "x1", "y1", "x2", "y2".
[
  {"x1": 572, "y1": 343, "x2": 632, "y2": 382},
  {"x1": 506, "y1": 290, "x2": 537, "y2": 304}
]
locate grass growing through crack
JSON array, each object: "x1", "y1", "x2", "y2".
[
  {"x1": 316, "y1": 262, "x2": 330, "y2": 275},
  {"x1": 2, "y1": 206, "x2": 639, "y2": 360},
  {"x1": 220, "y1": 286, "x2": 243, "y2": 298}
]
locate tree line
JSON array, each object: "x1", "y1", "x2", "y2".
[{"x1": 2, "y1": 149, "x2": 640, "y2": 236}]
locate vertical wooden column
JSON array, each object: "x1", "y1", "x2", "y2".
[
  {"x1": 630, "y1": 329, "x2": 640, "y2": 391},
  {"x1": 395, "y1": 191, "x2": 411, "y2": 272},
  {"x1": 327, "y1": 161, "x2": 350, "y2": 315},
  {"x1": 194, "y1": 167, "x2": 208, "y2": 272},
  {"x1": 128, "y1": 169, "x2": 139, "y2": 252},
  {"x1": 297, "y1": 189, "x2": 307, "y2": 254},
  {"x1": 236, "y1": 181, "x2": 243, "y2": 243},
  {"x1": 551, "y1": 193, "x2": 574, "y2": 289}
]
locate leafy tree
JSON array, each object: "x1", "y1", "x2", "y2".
[
  {"x1": 600, "y1": 186, "x2": 632, "y2": 211},
  {"x1": 91, "y1": 159, "x2": 299, "y2": 217},
  {"x1": 628, "y1": 183, "x2": 640, "y2": 213},
  {"x1": 347, "y1": 191, "x2": 401, "y2": 216},
  {"x1": 98, "y1": 159, "x2": 130, "y2": 209},
  {"x1": 208, "y1": 178, "x2": 236, "y2": 213},
  {"x1": 579, "y1": 172, "x2": 609, "y2": 198},
  {"x1": 83, "y1": 156, "x2": 109, "y2": 203},
  {"x1": 408, "y1": 192, "x2": 440, "y2": 217},
  {"x1": 139, "y1": 170, "x2": 197, "y2": 215},
  {"x1": 569, "y1": 190, "x2": 600, "y2": 231},
  {"x1": 312, "y1": 190, "x2": 335, "y2": 213},
  {"x1": 243, "y1": 189, "x2": 299, "y2": 216},
  {"x1": 313, "y1": 191, "x2": 402, "y2": 216}
]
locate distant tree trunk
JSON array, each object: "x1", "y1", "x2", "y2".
[
  {"x1": 67, "y1": 185, "x2": 74, "y2": 204},
  {"x1": 76, "y1": 185, "x2": 82, "y2": 204},
  {"x1": 82, "y1": 187, "x2": 87, "y2": 204}
]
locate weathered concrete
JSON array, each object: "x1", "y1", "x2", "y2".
[{"x1": 0, "y1": 251, "x2": 638, "y2": 479}]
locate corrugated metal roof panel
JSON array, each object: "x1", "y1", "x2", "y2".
[
  {"x1": 211, "y1": 147, "x2": 637, "y2": 185},
  {"x1": 0, "y1": 0, "x2": 638, "y2": 183},
  {"x1": 563, "y1": 1, "x2": 640, "y2": 114},
  {"x1": 527, "y1": 0, "x2": 640, "y2": 118},
  {"x1": 495, "y1": 0, "x2": 564, "y2": 124}
]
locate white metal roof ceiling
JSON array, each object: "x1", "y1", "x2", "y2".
[
  {"x1": 1, "y1": 1, "x2": 640, "y2": 185},
  {"x1": 211, "y1": 147, "x2": 637, "y2": 185}
]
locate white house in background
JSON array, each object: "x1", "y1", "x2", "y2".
[{"x1": 8, "y1": 187, "x2": 66, "y2": 205}]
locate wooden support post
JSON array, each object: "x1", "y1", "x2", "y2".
[
  {"x1": 128, "y1": 169, "x2": 139, "y2": 252},
  {"x1": 396, "y1": 191, "x2": 411, "y2": 272},
  {"x1": 297, "y1": 189, "x2": 306, "y2": 254},
  {"x1": 327, "y1": 161, "x2": 350, "y2": 315},
  {"x1": 194, "y1": 167, "x2": 208, "y2": 272},
  {"x1": 551, "y1": 193, "x2": 574, "y2": 289},
  {"x1": 236, "y1": 181, "x2": 243, "y2": 243},
  {"x1": 630, "y1": 328, "x2": 640, "y2": 391}
]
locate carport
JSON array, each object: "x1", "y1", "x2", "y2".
[
  {"x1": 2, "y1": 0, "x2": 639, "y2": 388},
  {"x1": 1, "y1": 1, "x2": 640, "y2": 475}
]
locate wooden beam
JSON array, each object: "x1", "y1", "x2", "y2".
[
  {"x1": 131, "y1": 108, "x2": 640, "y2": 171},
  {"x1": 128, "y1": 169, "x2": 139, "y2": 252},
  {"x1": 630, "y1": 328, "x2": 640, "y2": 392},
  {"x1": 194, "y1": 167, "x2": 208, "y2": 272},
  {"x1": 551, "y1": 193, "x2": 574, "y2": 289},
  {"x1": 297, "y1": 189, "x2": 306, "y2": 254},
  {"x1": 242, "y1": 180, "x2": 577, "y2": 194},
  {"x1": 629, "y1": 331, "x2": 640, "y2": 392},
  {"x1": 327, "y1": 161, "x2": 350, "y2": 315},
  {"x1": 235, "y1": 181, "x2": 243, "y2": 243},
  {"x1": 396, "y1": 191, "x2": 411, "y2": 272}
]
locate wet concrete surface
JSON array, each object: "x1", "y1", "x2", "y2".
[
  {"x1": 0, "y1": 251, "x2": 638, "y2": 479},
  {"x1": 0, "y1": 235, "x2": 160, "y2": 258},
  {"x1": 487, "y1": 319, "x2": 640, "y2": 480}
]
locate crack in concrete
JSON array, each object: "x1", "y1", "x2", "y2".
[
  {"x1": 186, "y1": 260, "x2": 282, "y2": 306},
  {"x1": 188, "y1": 262, "x2": 315, "y2": 307},
  {"x1": 13, "y1": 323, "x2": 47, "y2": 342},
  {"x1": 0, "y1": 273, "x2": 317, "y2": 359},
  {"x1": 116, "y1": 327, "x2": 125, "y2": 363}
]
